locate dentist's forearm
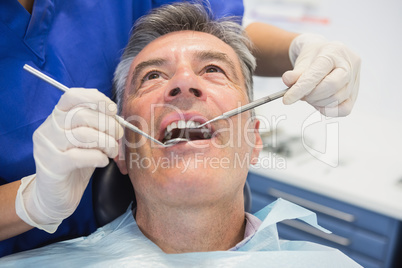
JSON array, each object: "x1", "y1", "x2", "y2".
[
  {"x1": 245, "y1": 22, "x2": 298, "y2": 77},
  {"x1": 0, "y1": 181, "x2": 33, "y2": 241}
]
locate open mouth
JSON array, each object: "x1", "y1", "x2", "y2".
[{"x1": 160, "y1": 120, "x2": 213, "y2": 144}]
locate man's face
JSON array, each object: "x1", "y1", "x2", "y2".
[{"x1": 116, "y1": 31, "x2": 262, "y2": 207}]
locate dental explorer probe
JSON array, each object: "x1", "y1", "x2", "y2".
[
  {"x1": 166, "y1": 89, "x2": 289, "y2": 146},
  {"x1": 196, "y1": 88, "x2": 289, "y2": 128},
  {"x1": 23, "y1": 64, "x2": 166, "y2": 147}
]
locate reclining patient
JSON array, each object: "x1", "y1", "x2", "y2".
[{"x1": 1, "y1": 3, "x2": 361, "y2": 267}]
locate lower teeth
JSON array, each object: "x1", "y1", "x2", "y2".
[{"x1": 203, "y1": 132, "x2": 211, "y2": 139}]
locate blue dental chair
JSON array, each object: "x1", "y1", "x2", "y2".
[{"x1": 92, "y1": 160, "x2": 252, "y2": 227}]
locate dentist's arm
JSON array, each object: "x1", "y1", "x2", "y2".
[
  {"x1": 0, "y1": 181, "x2": 33, "y2": 240},
  {"x1": 245, "y1": 22, "x2": 298, "y2": 76}
]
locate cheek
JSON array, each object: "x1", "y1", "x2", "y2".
[
  {"x1": 206, "y1": 83, "x2": 248, "y2": 111},
  {"x1": 123, "y1": 79, "x2": 166, "y2": 116},
  {"x1": 232, "y1": 113, "x2": 257, "y2": 149},
  {"x1": 136, "y1": 80, "x2": 169, "y2": 97},
  {"x1": 123, "y1": 92, "x2": 157, "y2": 123},
  {"x1": 121, "y1": 97, "x2": 156, "y2": 147}
]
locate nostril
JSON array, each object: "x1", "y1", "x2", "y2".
[
  {"x1": 169, "y1": 87, "x2": 181, "y2": 97},
  {"x1": 190, "y1": 88, "x2": 201, "y2": 97}
]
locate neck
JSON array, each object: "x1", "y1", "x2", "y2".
[
  {"x1": 135, "y1": 199, "x2": 246, "y2": 253},
  {"x1": 18, "y1": 0, "x2": 34, "y2": 13}
]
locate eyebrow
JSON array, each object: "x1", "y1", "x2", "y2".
[{"x1": 130, "y1": 58, "x2": 167, "y2": 88}]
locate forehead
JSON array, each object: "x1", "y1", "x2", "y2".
[{"x1": 128, "y1": 31, "x2": 242, "y2": 77}]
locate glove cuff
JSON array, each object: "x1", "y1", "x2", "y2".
[
  {"x1": 289, "y1": 33, "x2": 328, "y2": 67},
  {"x1": 15, "y1": 175, "x2": 61, "y2": 233}
]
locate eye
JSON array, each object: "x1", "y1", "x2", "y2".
[
  {"x1": 205, "y1": 65, "x2": 224, "y2": 74},
  {"x1": 137, "y1": 70, "x2": 165, "y2": 90},
  {"x1": 141, "y1": 70, "x2": 161, "y2": 83}
]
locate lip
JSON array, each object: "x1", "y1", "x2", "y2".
[
  {"x1": 164, "y1": 138, "x2": 213, "y2": 149},
  {"x1": 158, "y1": 112, "x2": 215, "y2": 142}
]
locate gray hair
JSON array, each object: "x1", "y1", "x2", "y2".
[{"x1": 113, "y1": 2, "x2": 256, "y2": 114}]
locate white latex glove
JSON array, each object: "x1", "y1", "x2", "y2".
[
  {"x1": 15, "y1": 88, "x2": 124, "y2": 233},
  {"x1": 282, "y1": 33, "x2": 361, "y2": 117}
]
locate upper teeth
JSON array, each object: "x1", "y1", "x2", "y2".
[{"x1": 166, "y1": 120, "x2": 201, "y2": 133}]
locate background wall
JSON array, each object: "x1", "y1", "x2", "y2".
[{"x1": 244, "y1": 0, "x2": 402, "y2": 121}]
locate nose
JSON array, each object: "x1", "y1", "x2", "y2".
[
  {"x1": 168, "y1": 87, "x2": 202, "y2": 97},
  {"x1": 164, "y1": 67, "x2": 207, "y2": 102}
]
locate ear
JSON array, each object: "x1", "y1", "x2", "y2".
[
  {"x1": 114, "y1": 140, "x2": 128, "y2": 175},
  {"x1": 250, "y1": 119, "x2": 263, "y2": 165}
]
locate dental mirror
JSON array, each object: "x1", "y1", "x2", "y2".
[{"x1": 163, "y1": 138, "x2": 189, "y2": 146}]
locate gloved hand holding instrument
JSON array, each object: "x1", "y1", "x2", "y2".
[
  {"x1": 16, "y1": 66, "x2": 125, "y2": 233},
  {"x1": 282, "y1": 33, "x2": 361, "y2": 117}
]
